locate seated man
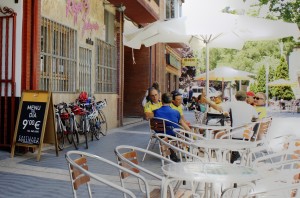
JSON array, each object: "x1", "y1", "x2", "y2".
[
  {"x1": 154, "y1": 92, "x2": 188, "y2": 162},
  {"x1": 144, "y1": 87, "x2": 162, "y2": 120},
  {"x1": 170, "y1": 90, "x2": 191, "y2": 127},
  {"x1": 153, "y1": 92, "x2": 190, "y2": 136}
]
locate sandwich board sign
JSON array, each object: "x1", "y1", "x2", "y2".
[{"x1": 11, "y1": 90, "x2": 58, "y2": 161}]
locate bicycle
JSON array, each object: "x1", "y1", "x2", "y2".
[
  {"x1": 54, "y1": 103, "x2": 78, "y2": 150},
  {"x1": 95, "y1": 99, "x2": 108, "y2": 136},
  {"x1": 77, "y1": 103, "x2": 93, "y2": 149}
]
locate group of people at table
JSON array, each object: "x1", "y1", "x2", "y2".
[{"x1": 143, "y1": 82, "x2": 268, "y2": 162}]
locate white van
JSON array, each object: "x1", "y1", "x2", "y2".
[
  {"x1": 191, "y1": 86, "x2": 221, "y2": 98},
  {"x1": 191, "y1": 86, "x2": 204, "y2": 98}
]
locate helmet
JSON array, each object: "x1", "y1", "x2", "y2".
[
  {"x1": 78, "y1": 91, "x2": 88, "y2": 103},
  {"x1": 96, "y1": 100, "x2": 107, "y2": 110},
  {"x1": 60, "y1": 112, "x2": 70, "y2": 120},
  {"x1": 87, "y1": 109, "x2": 99, "y2": 120},
  {"x1": 71, "y1": 105, "x2": 86, "y2": 116}
]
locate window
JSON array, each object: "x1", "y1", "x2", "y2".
[
  {"x1": 79, "y1": 47, "x2": 92, "y2": 94},
  {"x1": 40, "y1": 17, "x2": 77, "y2": 92},
  {"x1": 95, "y1": 39, "x2": 117, "y2": 93},
  {"x1": 165, "y1": 0, "x2": 183, "y2": 19},
  {"x1": 104, "y1": 10, "x2": 115, "y2": 45}
]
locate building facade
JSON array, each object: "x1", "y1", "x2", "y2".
[{"x1": 0, "y1": 0, "x2": 185, "y2": 148}]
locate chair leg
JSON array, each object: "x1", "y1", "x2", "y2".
[{"x1": 142, "y1": 137, "x2": 154, "y2": 162}]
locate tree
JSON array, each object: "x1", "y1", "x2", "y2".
[
  {"x1": 271, "y1": 57, "x2": 294, "y2": 100},
  {"x1": 259, "y1": 0, "x2": 300, "y2": 24},
  {"x1": 268, "y1": 66, "x2": 276, "y2": 98},
  {"x1": 259, "y1": 0, "x2": 300, "y2": 49},
  {"x1": 253, "y1": 65, "x2": 267, "y2": 93}
]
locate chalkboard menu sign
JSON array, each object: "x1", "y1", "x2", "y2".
[
  {"x1": 11, "y1": 91, "x2": 58, "y2": 161},
  {"x1": 16, "y1": 101, "x2": 46, "y2": 145}
]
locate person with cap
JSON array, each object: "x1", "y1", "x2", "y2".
[
  {"x1": 170, "y1": 90, "x2": 191, "y2": 128},
  {"x1": 204, "y1": 90, "x2": 258, "y2": 135},
  {"x1": 203, "y1": 90, "x2": 258, "y2": 162},
  {"x1": 246, "y1": 91, "x2": 255, "y2": 106}
]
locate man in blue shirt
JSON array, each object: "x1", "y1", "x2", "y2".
[
  {"x1": 154, "y1": 92, "x2": 183, "y2": 162},
  {"x1": 153, "y1": 93, "x2": 181, "y2": 136}
]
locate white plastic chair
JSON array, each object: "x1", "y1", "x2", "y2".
[
  {"x1": 142, "y1": 117, "x2": 183, "y2": 161},
  {"x1": 114, "y1": 145, "x2": 192, "y2": 198},
  {"x1": 66, "y1": 150, "x2": 151, "y2": 198},
  {"x1": 155, "y1": 133, "x2": 206, "y2": 163}
]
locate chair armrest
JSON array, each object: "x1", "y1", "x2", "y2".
[{"x1": 173, "y1": 128, "x2": 206, "y2": 141}]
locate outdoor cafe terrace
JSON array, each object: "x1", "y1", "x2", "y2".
[{"x1": 0, "y1": 109, "x2": 299, "y2": 198}]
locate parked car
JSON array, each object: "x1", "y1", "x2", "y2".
[{"x1": 191, "y1": 86, "x2": 221, "y2": 98}]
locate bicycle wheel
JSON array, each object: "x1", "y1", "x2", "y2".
[
  {"x1": 65, "y1": 120, "x2": 73, "y2": 144},
  {"x1": 70, "y1": 118, "x2": 79, "y2": 150},
  {"x1": 98, "y1": 110, "x2": 107, "y2": 136},
  {"x1": 93, "y1": 117, "x2": 101, "y2": 140},
  {"x1": 56, "y1": 120, "x2": 65, "y2": 151},
  {"x1": 83, "y1": 117, "x2": 89, "y2": 149}
]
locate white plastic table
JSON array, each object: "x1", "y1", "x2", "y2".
[
  {"x1": 193, "y1": 139, "x2": 257, "y2": 163},
  {"x1": 190, "y1": 124, "x2": 231, "y2": 139},
  {"x1": 161, "y1": 162, "x2": 260, "y2": 198}
]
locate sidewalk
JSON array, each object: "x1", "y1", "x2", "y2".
[{"x1": 0, "y1": 110, "x2": 299, "y2": 197}]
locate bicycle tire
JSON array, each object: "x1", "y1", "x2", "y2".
[
  {"x1": 70, "y1": 118, "x2": 79, "y2": 150},
  {"x1": 93, "y1": 117, "x2": 101, "y2": 140},
  {"x1": 83, "y1": 117, "x2": 89, "y2": 149},
  {"x1": 56, "y1": 120, "x2": 65, "y2": 151},
  {"x1": 65, "y1": 120, "x2": 73, "y2": 144},
  {"x1": 98, "y1": 110, "x2": 107, "y2": 136}
]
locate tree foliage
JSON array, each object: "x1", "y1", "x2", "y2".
[
  {"x1": 271, "y1": 57, "x2": 294, "y2": 100},
  {"x1": 259, "y1": 0, "x2": 300, "y2": 24}
]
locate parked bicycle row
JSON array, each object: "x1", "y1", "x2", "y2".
[{"x1": 54, "y1": 93, "x2": 107, "y2": 151}]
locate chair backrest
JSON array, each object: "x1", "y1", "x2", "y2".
[
  {"x1": 118, "y1": 151, "x2": 140, "y2": 179},
  {"x1": 149, "y1": 118, "x2": 166, "y2": 133},
  {"x1": 149, "y1": 117, "x2": 183, "y2": 134},
  {"x1": 155, "y1": 133, "x2": 205, "y2": 162},
  {"x1": 221, "y1": 183, "x2": 255, "y2": 198},
  {"x1": 194, "y1": 110, "x2": 206, "y2": 124},
  {"x1": 255, "y1": 117, "x2": 272, "y2": 141},
  {"x1": 115, "y1": 145, "x2": 174, "y2": 180},
  {"x1": 206, "y1": 112, "x2": 226, "y2": 126},
  {"x1": 250, "y1": 182, "x2": 300, "y2": 198},
  {"x1": 71, "y1": 157, "x2": 90, "y2": 191},
  {"x1": 159, "y1": 136, "x2": 172, "y2": 158},
  {"x1": 216, "y1": 123, "x2": 253, "y2": 141},
  {"x1": 66, "y1": 150, "x2": 145, "y2": 198}
]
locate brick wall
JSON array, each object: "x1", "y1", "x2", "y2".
[{"x1": 124, "y1": 46, "x2": 151, "y2": 117}]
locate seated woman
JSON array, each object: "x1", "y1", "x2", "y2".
[
  {"x1": 206, "y1": 92, "x2": 225, "y2": 126},
  {"x1": 188, "y1": 96, "x2": 198, "y2": 111}
]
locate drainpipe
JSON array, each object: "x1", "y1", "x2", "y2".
[{"x1": 149, "y1": 46, "x2": 152, "y2": 86}]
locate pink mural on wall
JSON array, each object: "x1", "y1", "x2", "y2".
[
  {"x1": 66, "y1": 0, "x2": 99, "y2": 36},
  {"x1": 82, "y1": 19, "x2": 99, "y2": 36}
]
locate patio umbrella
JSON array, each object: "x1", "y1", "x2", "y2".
[
  {"x1": 194, "y1": 66, "x2": 254, "y2": 81},
  {"x1": 185, "y1": 12, "x2": 300, "y2": 96},
  {"x1": 268, "y1": 79, "x2": 298, "y2": 87},
  {"x1": 195, "y1": 66, "x2": 254, "y2": 98},
  {"x1": 124, "y1": 12, "x2": 300, "y2": 96},
  {"x1": 124, "y1": 17, "x2": 204, "y2": 51}
]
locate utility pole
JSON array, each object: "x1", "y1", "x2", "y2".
[{"x1": 265, "y1": 61, "x2": 269, "y2": 108}]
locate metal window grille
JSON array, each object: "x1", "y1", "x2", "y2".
[
  {"x1": 95, "y1": 39, "x2": 117, "y2": 93},
  {"x1": 40, "y1": 17, "x2": 77, "y2": 92},
  {"x1": 79, "y1": 47, "x2": 92, "y2": 94}
]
